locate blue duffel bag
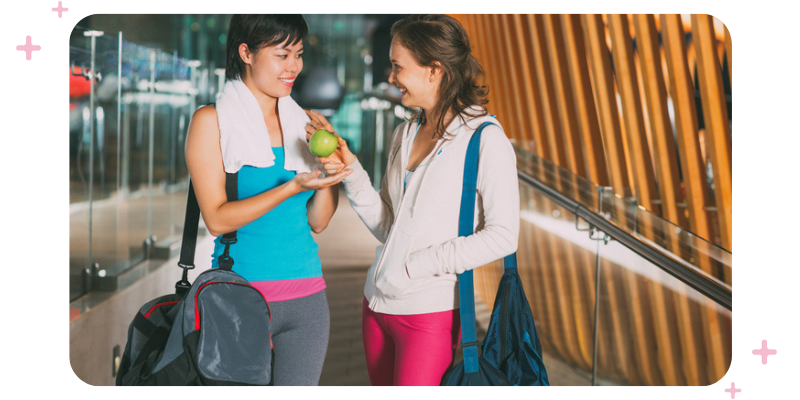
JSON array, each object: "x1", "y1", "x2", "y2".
[{"x1": 441, "y1": 122, "x2": 550, "y2": 386}]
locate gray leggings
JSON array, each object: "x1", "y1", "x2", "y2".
[{"x1": 269, "y1": 290, "x2": 330, "y2": 386}]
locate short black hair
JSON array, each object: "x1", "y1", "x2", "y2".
[{"x1": 225, "y1": 15, "x2": 308, "y2": 81}]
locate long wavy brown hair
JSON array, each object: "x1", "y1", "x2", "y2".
[{"x1": 390, "y1": 15, "x2": 489, "y2": 139}]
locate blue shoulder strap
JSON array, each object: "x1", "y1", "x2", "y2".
[
  {"x1": 457, "y1": 121, "x2": 520, "y2": 373},
  {"x1": 457, "y1": 121, "x2": 498, "y2": 373}
]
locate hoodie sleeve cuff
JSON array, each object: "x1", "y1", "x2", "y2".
[
  {"x1": 406, "y1": 248, "x2": 440, "y2": 280},
  {"x1": 342, "y1": 158, "x2": 369, "y2": 186}
]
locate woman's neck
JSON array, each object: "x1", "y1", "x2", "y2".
[
  {"x1": 422, "y1": 107, "x2": 456, "y2": 137},
  {"x1": 242, "y1": 76, "x2": 279, "y2": 118}
]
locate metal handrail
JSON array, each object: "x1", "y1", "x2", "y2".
[{"x1": 517, "y1": 168, "x2": 732, "y2": 311}]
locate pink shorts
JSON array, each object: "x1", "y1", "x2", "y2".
[{"x1": 361, "y1": 298, "x2": 461, "y2": 386}]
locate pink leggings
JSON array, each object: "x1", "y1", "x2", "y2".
[{"x1": 361, "y1": 298, "x2": 461, "y2": 386}]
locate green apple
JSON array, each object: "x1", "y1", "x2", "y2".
[{"x1": 308, "y1": 129, "x2": 339, "y2": 157}]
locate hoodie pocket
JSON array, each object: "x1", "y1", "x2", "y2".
[{"x1": 374, "y1": 228, "x2": 417, "y2": 299}]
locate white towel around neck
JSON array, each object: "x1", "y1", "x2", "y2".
[{"x1": 215, "y1": 79, "x2": 320, "y2": 174}]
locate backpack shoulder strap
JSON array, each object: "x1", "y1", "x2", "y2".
[{"x1": 176, "y1": 172, "x2": 239, "y2": 294}]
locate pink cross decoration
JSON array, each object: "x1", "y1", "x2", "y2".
[
  {"x1": 16, "y1": 36, "x2": 41, "y2": 60},
  {"x1": 52, "y1": 2, "x2": 68, "y2": 18},
  {"x1": 725, "y1": 382, "x2": 741, "y2": 399},
  {"x1": 752, "y1": 339, "x2": 777, "y2": 364}
]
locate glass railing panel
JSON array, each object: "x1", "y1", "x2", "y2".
[
  {"x1": 515, "y1": 146, "x2": 600, "y2": 214},
  {"x1": 515, "y1": 145, "x2": 732, "y2": 292},
  {"x1": 70, "y1": 32, "x2": 202, "y2": 301},
  {"x1": 114, "y1": 38, "x2": 156, "y2": 278},
  {"x1": 69, "y1": 28, "x2": 92, "y2": 300},
  {"x1": 148, "y1": 51, "x2": 193, "y2": 255},
  {"x1": 515, "y1": 182, "x2": 600, "y2": 385},
  {"x1": 69, "y1": 30, "x2": 125, "y2": 299},
  {"x1": 509, "y1": 145, "x2": 733, "y2": 385},
  {"x1": 514, "y1": 175, "x2": 733, "y2": 386},
  {"x1": 598, "y1": 189, "x2": 732, "y2": 288},
  {"x1": 593, "y1": 227, "x2": 732, "y2": 385}
]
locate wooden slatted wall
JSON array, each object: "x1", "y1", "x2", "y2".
[
  {"x1": 451, "y1": 14, "x2": 732, "y2": 252},
  {"x1": 450, "y1": 14, "x2": 732, "y2": 386}
]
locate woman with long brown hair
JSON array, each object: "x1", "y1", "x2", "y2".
[{"x1": 306, "y1": 14, "x2": 519, "y2": 385}]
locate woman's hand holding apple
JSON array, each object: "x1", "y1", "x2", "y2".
[{"x1": 304, "y1": 110, "x2": 357, "y2": 175}]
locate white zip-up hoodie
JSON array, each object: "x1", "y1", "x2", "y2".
[{"x1": 342, "y1": 108, "x2": 520, "y2": 315}]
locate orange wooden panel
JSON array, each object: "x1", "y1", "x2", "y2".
[
  {"x1": 521, "y1": 218, "x2": 550, "y2": 342},
  {"x1": 560, "y1": 231, "x2": 597, "y2": 369},
  {"x1": 520, "y1": 15, "x2": 552, "y2": 159},
  {"x1": 659, "y1": 15, "x2": 715, "y2": 248},
  {"x1": 510, "y1": 14, "x2": 546, "y2": 154},
  {"x1": 617, "y1": 264, "x2": 666, "y2": 384},
  {"x1": 724, "y1": 23, "x2": 732, "y2": 88},
  {"x1": 448, "y1": 14, "x2": 464, "y2": 25},
  {"x1": 634, "y1": 18, "x2": 703, "y2": 385},
  {"x1": 465, "y1": 15, "x2": 483, "y2": 72},
  {"x1": 608, "y1": 14, "x2": 683, "y2": 385},
  {"x1": 544, "y1": 189, "x2": 595, "y2": 369},
  {"x1": 494, "y1": 14, "x2": 525, "y2": 142},
  {"x1": 528, "y1": 195, "x2": 570, "y2": 362},
  {"x1": 692, "y1": 14, "x2": 732, "y2": 251},
  {"x1": 528, "y1": 15, "x2": 568, "y2": 168},
  {"x1": 580, "y1": 17, "x2": 639, "y2": 379},
  {"x1": 561, "y1": 14, "x2": 610, "y2": 187},
  {"x1": 464, "y1": 13, "x2": 731, "y2": 386},
  {"x1": 530, "y1": 15, "x2": 592, "y2": 365},
  {"x1": 595, "y1": 257, "x2": 630, "y2": 382},
  {"x1": 544, "y1": 15, "x2": 599, "y2": 368},
  {"x1": 690, "y1": 14, "x2": 735, "y2": 379},
  {"x1": 518, "y1": 203, "x2": 547, "y2": 323},
  {"x1": 542, "y1": 14, "x2": 588, "y2": 178},
  {"x1": 480, "y1": 15, "x2": 509, "y2": 129},
  {"x1": 528, "y1": 161, "x2": 585, "y2": 366},
  {"x1": 581, "y1": 15, "x2": 631, "y2": 196},
  {"x1": 473, "y1": 15, "x2": 499, "y2": 117},
  {"x1": 541, "y1": 225, "x2": 584, "y2": 366},
  {"x1": 494, "y1": 14, "x2": 522, "y2": 139},
  {"x1": 633, "y1": 14, "x2": 688, "y2": 229},
  {"x1": 606, "y1": 14, "x2": 659, "y2": 212}
]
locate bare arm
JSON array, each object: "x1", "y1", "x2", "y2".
[
  {"x1": 302, "y1": 110, "x2": 349, "y2": 233},
  {"x1": 306, "y1": 184, "x2": 339, "y2": 233},
  {"x1": 303, "y1": 110, "x2": 394, "y2": 241},
  {"x1": 185, "y1": 105, "x2": 351, "y2": 237}
]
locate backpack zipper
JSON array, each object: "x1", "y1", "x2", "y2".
[{"x1": 144, "y1": 301, "x2": 180, "y2": 319}]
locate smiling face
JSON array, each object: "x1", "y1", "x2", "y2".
[
  {"x1": 240, "y1": 39, "x2": 303, "y2": 99},
  {"x1": 388, "y1": 40, "x2": 439, "y2": 112}
]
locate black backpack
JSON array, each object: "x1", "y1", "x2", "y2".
[{"x1": 116, "y1": 176, "x2": 273, "y2": 385}]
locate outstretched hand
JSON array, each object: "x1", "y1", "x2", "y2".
[
  {"x1": 292, "y1": 168, "x2": 352, "y2": 192},
  {"x1": 304, "y1": 109, "x2": 357, "y2": 174}
]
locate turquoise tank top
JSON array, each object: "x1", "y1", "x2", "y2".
[{"x1": 211, "y1": 147, "x2": 322, "y2": 281}]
